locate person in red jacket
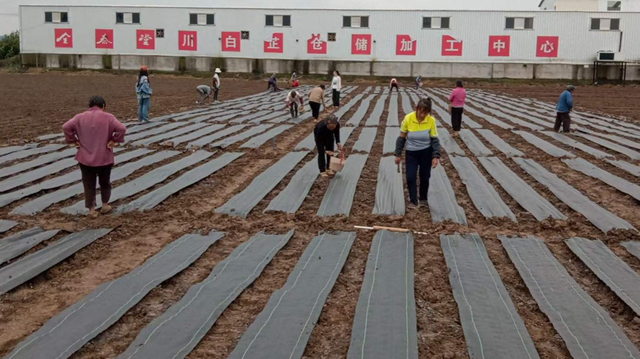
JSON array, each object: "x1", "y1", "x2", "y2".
[{"x1": 63, "y1": 96, "x2": 126, "y2": 218}]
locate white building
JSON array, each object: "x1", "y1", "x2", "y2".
[
  {"x1": 539, "y1": 0, "x2": 640, "y2": 11},
  {"x1": 19, "y1": 5, "x2": 640, "y2": 80}
]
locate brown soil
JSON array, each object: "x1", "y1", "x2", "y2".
[
  {"x1": 1, "y1": 73, "x2": 640, "y2": 359},
  {"x1": 0, "y1": 70, "x2": 265, "y2": 143}
]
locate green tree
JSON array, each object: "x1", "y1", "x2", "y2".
[{"x1": 0, "y1": 31, "x2": 20, "y2": 60}]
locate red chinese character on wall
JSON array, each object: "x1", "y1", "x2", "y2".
[
  {"x1": 536, "y1": 36, "x2": 559, "y2": 58},
  {"x1": 95, "y1": 29, "x2": 114, "y2": 49},
  {"x1": 264, "y1": 33, "x2": 284, "y2": 53},
  {"x1": 396, "y1": 35, "x2": 416, "y2": 56},
  {"x1": 307, "y1": 34, "x2": 327, "y2": 54},
  {"x1": 136, "y1": 30, "x2": 155, "y2": 50},
  {"x1": 179, "y1": 31, "x2": 198, "y2": 51},
  {"x1": 351, "y1": 34, "x2": 372, "y2": 55},
  {"x1": 222, "y1": 31, "x2": 241, "y2": 52},
  {"x1": 489, "y1": 36, "x2": 510, "y2": 57},
  {"x1": 55, "y1": 28, "x2": 73, "y2": 48},
  {"x1": 441, "y1": 35, "x2": 462, "y2": 57}
]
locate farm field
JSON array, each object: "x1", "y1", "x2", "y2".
[{"x1": 2, "y1": 71, "x2": 640, "y2": 358}]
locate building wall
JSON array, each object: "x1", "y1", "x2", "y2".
[
  {"x1": 19, "y1": 5, "x2": 640, "y2": 80},
  {"x1": 557, "y1": 0, "x2": 599, "y2": 11},
  {"x1": 542, "y1": 0, "x2": 640, "y2": 11},
  {"x1": 599, "y1": 0, "x2": 640, "y2": 11}
]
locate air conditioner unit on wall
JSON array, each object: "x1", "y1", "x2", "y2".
[{"x1": 597, "y1": 51, "x2": 625, "y2": 61}]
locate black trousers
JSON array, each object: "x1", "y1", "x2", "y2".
[
  {"x1": 214, "y1": 88, "x2": 219, "y2": 102},
  {"x1": 390, "y1": 83, "x2": 399, "y2": 92},
  {"x1": 289, "y1": 102, "x2": 299, "y2": 118},
  {"x1": 332, "y1": 89, "x2": 341, "y2": 107},
  {"x1": 268, "y1": 83, "x2": 281, "y2": 92},
  {"x1": 315, "y1": 136, "x2": 335, "y2": 172},
  {"x1": 406, "y1": 148, "x2": 433, "y2": 204},
  {"x1": 555, "y1": 112, "x2": 571, "y2": 132},
  {"x1": 79, "y1": 163, "x2": 113, "y2": 209},
  {"x1": 310, "y1": 102, "x2": 321, "y2": 119},
  {"x1": 451, "y1": 107, "x2": 464, "y2": 132}
]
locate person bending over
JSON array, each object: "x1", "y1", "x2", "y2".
[
  {"x1": 390, "y1": 78, "x2": 399, "y2": 92},
  {"x1": 308, "y1": 85, "x2": 328, "y2": 122},
  {"x1": 196, "y1": 85, "x2": 212, "y2": 105},
  {"x1": 267, "y1": 74, "x2": 282, "y2": 92},
  {"x1": 286, "y1": 90, "x2": 304, "y2": 118},
  {"x1": 314, "y1": 115, "x2": 344, "y2": 177}
]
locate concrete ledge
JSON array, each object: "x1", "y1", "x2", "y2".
[
  {"x1": 307, "y1": 60, "x2": 331, "y2": 75},
  {"x1": 336, "y1": 61, "x2": 370, "y2": 76},
  {"x1": 413, "y1": 63, "x2": 452, "y2": 78},
  {"x1": 373, "y1": 62, "x2": 411, "y2": 77},
  {"x1": 493, "y1": 64, "x2": 534, "y2": 79},
  {"x1": 225, "y1": 58, "x2": 252, "y2": 73},
  {"x1": 263, "y1": 59, "x2": 294, "y2": 75},
  {"x1": 452, "y1": 63, "x2": 492, "y2": 79},
  {"x1": 20, "y1": 53, "x2": 639, "y2": 81},
  {"x1": 535, "y1": 64, "x2": 576, "y2": 80}
]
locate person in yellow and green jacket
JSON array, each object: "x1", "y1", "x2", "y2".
[{"x1": 395, "y1": 98, "x2": 441, "y2": 209}]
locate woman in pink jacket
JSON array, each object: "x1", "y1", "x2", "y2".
[
  {"x1": 449, "y1": 80, "x2": 467, "y2": 136},
  {"x1": 63, "y1": 96, "x2": 126, "y2": 218}
]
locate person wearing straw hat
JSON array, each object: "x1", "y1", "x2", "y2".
[{"x1": 213, "y1": 68, "x2": 222, "y2": 103}]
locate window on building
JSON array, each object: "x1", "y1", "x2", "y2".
[
  {"x1": 116, "y1": 12, "x2": 140, "y2": 24},
  {"x1": 45, "y1": 11, "x2": 68, "y2": 23},
  {"x1": 265, "y1": 15, "x2": 291, "y2": 27},
  {"x1": 608, "y1": 1, "x2": 622, "y2": 11},
  {"x1": 591, "y1": 18, "x2": 620, "y2": 30},
  {"x1": 156, "y1": 29, "x2": 165, "y2": 38},
  {"x1": 190, "y1": 13, "x2": 215, "y2": 25},
  {"x1": 328, "y1": 32, "x2": 337, "y2": 42},
  {"x1": 241, "y1": 31, "x2": 250, "y2": 40},
  {"x1": 505, "y1": 17, "x2": 534, "y2": 30},
  {"x1": 343, "y1": 16, "x2": 369, "y2": 28},
  {"x1": 423, "y1": 17, "x2": 450, "y2": 29}
]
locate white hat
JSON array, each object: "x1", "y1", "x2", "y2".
[{"x1": 215, "y1": 68, "x2": 222, "y2": 73}]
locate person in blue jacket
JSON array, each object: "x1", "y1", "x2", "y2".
[
  {"x1": 555, "y1": 85, "x2": 575, "y2": 133},
  {"x1": 136, "y1": 66, "x2": 153, "y2": 123}
]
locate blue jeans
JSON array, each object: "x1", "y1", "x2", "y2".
[
  {"x1": 138, "y1": 97, "x2": 150, "y2": 122},
  {"x1": 406, "y1": 147, "x2": 433, "y2": 204}
]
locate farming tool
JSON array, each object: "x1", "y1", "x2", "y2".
[{"x1": 354, "y1": 225, "x2": 431, "y2": 236}]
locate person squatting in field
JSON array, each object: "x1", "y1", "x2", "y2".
[{"x1": 268, "y1": 74, "x2": 282, "y2": 92}]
